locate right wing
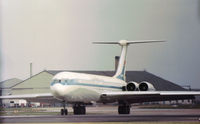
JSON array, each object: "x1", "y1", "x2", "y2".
[
  {"x1": 100, "y1": 91, "x2": 200, "y2": 103},
  {"x1": 0, "y1": 93, "x2": 59, "y2": 103}
]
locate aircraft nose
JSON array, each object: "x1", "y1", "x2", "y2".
[{"x1": 51, "y1": 83, "x2": 66, "y2": 96}]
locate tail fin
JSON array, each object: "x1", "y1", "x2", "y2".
[{"x1": 93, "y1": 40, "x2": 165, "y2": 81}]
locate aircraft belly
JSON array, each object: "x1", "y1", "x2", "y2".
[
  {"x1": 51, "y1": 84, "x2": 101, "y2": 103},
  {"x1": 63, "y1": 86, "x2": 101, "y2": 103}
]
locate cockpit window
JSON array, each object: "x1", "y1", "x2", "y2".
[
  {"x1": 54, "y1": 80, "x2": 58, "y2": 83},
  {"x1": 53, "y1": 79, "x2": 68, "y2": 84}
]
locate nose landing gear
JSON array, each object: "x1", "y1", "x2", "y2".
[
  {"x1": 61, "y1": 108, "x2": 68, "y2": 115},
  {"x1": 61, "y1": 101, "x2": 68, "y2": 115}
]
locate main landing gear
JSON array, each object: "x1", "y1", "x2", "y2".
[
  {"x1": 60, "y1": 102, "x2": 86, "y2": 115},
  {"x1": 60, "y1": 101, "x2": 130, "y2": 115},
  {"x1": 118, "y1": 103, "x2": 130, "y2": 114},
  {"x1": 73, "y1": 103, "x2": 86, "y2": 115},
  {"x1": 61, "y1": 101, "x2": 68, "y2": 115}
]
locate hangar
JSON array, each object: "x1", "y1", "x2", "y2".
[
  {"x1": 0, "y1": 78, "x2": 22, "y2": 95},
  {"x1": 0, "y1": 78, "x2": 22, "y2": 107}
]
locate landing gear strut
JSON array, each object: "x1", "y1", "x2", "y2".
[
  {"x1": 61, "y1": 101, "x2": 68, "y2": 115},
  {"x1": 118, "y1": 103, "x2": 130, "y2": 114},
  {"x1": 73, "y1": 103, "x2": 86, "y2": 115}
]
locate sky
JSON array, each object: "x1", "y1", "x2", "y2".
[{"x1": 0, "y1": 0, "x2": 200, "y2": 88}]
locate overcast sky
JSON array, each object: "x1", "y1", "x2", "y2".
[{"x1": 0, "y1": 0, "x2": 200, "y2": 88}]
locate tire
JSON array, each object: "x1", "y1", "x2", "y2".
[
  {"x1": 61, "y1": 109, "x2": 64, "y2": 115},
  {"x1": 80, "y1": 106, "x2": 86, "y2": 115},
  {"x1": 73, "y1": 106, "x2": 79, "y2": 115},
  {"x1": 73, "y1": 106, "x2": 86, "y2": 115},
  {"x1": 118, "y1": 105, "x2": 130, "y2": 114},
  {"x1": 118, "y1": 106, "x2": 123, "y2": 114},
  {"x1": 125, "y1": 106, "x2": 130, "y2": 114},
  {"x1": 64, "y1": 109, "x2": 68, "y2": 115}
]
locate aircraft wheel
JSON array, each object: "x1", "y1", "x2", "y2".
[
  {"x1": 61, "y1": 109, "x2": 64, "y2": 115},
  {"x1": 73, "y1": 106, "x2": 79, "y2": 115},
  {"x1": 73, "y1": 105, "x2": 86, "y2": 115},
  {"x1": 125, "y1": 106, "x2": 130, "y2": 114},
  {"x1": 61, "y1": 109, "x2": 68, "y2": 115},
  {"x1": 80, "y1": 106, "x2": 86, "y2": 114},
  {"x1": 118, "y1": 105, "x2": 130, "y2": 114},
  {"x1": 64, "y1": 109, "x2": 68, "y2": 115}
]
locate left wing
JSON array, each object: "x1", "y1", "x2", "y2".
[
  {"x1": 100, "y1": 91, "x2": 200, "y2": 103},
  {"x1": 0, "y1": 93, "x2": 59, "y2": 103}
]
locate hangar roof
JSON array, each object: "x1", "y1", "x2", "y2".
[
  {"x1": 47, "y1": 70, "x2": 186, "y2": 91},
  {"x1": 0, "y1": 78, "x2": 22, "y2": 89},
  {"x1": 11, "y1": 71, "x2": 53, "y2": 95}
]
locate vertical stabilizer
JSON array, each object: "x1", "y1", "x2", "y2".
[
  {"x1": 93, "y1": 40, "x2": 165, "y2": 81},
  {"x1": 113, "y1": 40, "x2": 128, "y2": 81}
]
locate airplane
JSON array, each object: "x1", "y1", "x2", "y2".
[{"x1": 1, "y1": 40, "x2": 200, "y2": 115}]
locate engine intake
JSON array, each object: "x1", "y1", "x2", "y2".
[
  {"x1": 138, "y1": 81, "x2": 155, "y2": 91},
  {"x1": 122, "y1": 81, "x2": 138, "y2": 91}
]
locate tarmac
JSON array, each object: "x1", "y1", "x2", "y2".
[{"x1": 0, "y1": 106, "x2": 200, "y2": 123}]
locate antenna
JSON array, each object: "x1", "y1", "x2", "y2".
[{"x1": 30, "y1": 63, "x2": 32, "y2": 77}]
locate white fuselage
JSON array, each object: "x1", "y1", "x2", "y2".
[{"x1": 50, "y1": 72, "x2": 126, "y2": 103}]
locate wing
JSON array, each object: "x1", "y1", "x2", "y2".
[
  {"x1": 100, "y1": 91, "x2": 200, "y2": 103},
  {"x1": 0, "y1": 93, "x2": 59, "y2": 103}
]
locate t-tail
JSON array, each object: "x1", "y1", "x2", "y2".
[{"x1": 93, "y1": 40, "x2": 165, "y2": 81}]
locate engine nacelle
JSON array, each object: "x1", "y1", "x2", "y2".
[
  {"x1": 138, "y1": 81, "x2": 155, "y2": 91},
  {"x1": 122, "y1": 81, "x2": 139, "y2": 91}
]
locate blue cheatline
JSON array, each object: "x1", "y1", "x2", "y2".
[{"x1": 51, "y1": 79, "x2": 122, "y2": 90}]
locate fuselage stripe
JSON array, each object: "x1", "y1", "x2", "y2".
[{"x1": 51, "y1": 82, "x2": 122, "y2": 89}]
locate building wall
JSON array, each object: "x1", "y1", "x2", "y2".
[
  {"x1": 2, "y1": 99, "x2": 27, "y2": 107},
  {"x1": 12, "y1": 71, "x2": 53, "y2": 95}
]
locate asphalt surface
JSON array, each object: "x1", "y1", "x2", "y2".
[
  {"x1": 1, "y1": 114, "x2": 200, "y2": 123},
  {"x1": 1, "y1": 108, "x2": 200, "y2": 123}
]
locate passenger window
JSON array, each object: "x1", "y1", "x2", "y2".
[{"x1": 65, "y1": 80, "x2": 68, "y2": 84}]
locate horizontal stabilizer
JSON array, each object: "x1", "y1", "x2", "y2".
[
  {"x1": 93, "y1": 42, "x2": 119, "y2": 44},
  {"x1": 93, "y1": 40, "x2": 165, "y2": 46}
]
